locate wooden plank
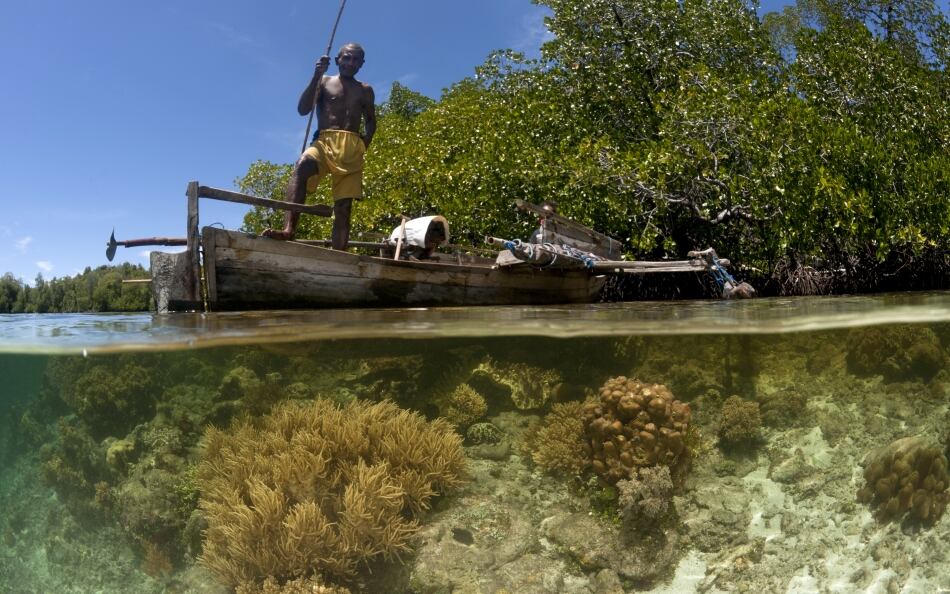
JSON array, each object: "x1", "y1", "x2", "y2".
[
  {"x1": 590, "y1": 257, "x2": 731, "y2": 274},
  {"x1": 186, "y1": 181, "x2": 202, "y2": 306},
  {"x1": 198, "y1": 185, "x2": 332, "y2": 217},
  {"x1": 202, "y1": 227, "x2": 219, "y2": 309}
]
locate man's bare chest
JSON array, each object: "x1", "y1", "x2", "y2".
[{"x1": 322, "y1": 78, "x2": 365, "y2": 108}]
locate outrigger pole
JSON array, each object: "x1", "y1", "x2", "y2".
[{"x1": 300, "y1": 0, "x2": 349, "y2": 154}]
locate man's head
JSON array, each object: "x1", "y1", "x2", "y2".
[{"x1": 336, "y1": 43, "x2": 365, "y2": 77}]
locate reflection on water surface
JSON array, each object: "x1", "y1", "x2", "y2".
[{"x1": 1, "y1": 291, "x2": 949, "y2": 353}]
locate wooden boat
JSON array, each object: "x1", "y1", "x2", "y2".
[{"x1": 114, "y1": 182, "x2": 735, "y2": 312}]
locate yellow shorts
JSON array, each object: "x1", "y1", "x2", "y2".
[{"x1": 303, "y1": 129, "x2": 366, "y2": 200}]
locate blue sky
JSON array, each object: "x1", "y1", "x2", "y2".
[{"x1": 0, "y1": 0, "x2": 805, "y2": 283}]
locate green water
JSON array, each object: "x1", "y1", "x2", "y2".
[{"x1": 0, "y1": 293, "x2": 948, "y2": 593}]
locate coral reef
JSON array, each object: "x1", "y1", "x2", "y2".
[
  {"x1": 846, "y1": 325, "x2": 946, "y2": 383},
  {"x1": 39, "y1": 418, "x2": 110, "y2": 520},
  {"x1": 717, "y1": 396, "x2": 763, "y2": 449},
  {"x1": 442, "y1": 383, "x2": 487, "y2": 429},
  {"x1": 468, "y1": 357, "x2": 561, "y2": 410},
  {"x1": 617, "y1": 464, "x2": 675, "y2": 534},
  {"x1": 520, "y1": 401, "x2": 589, "y2": 475},
  {"x1": 857, "y1": 435, "x2": 949, "y2": 525},
  {"x1": 51, "y1": 356, "x2": 159, "y2": 439},
  {"x1": 465, "y1": 422, "x2": 504, "y2": 445},
  {"x1": 197, "y1": 398, "x2": 466, "y2": 590},
  {"x1": 581, "y1": 377, "x2": 692, "y2": 484},
  {"x1": 217, "y1": 366, "x2": 289, "y2": 415}
]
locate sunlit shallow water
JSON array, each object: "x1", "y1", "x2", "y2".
[{"x1": 1, "y1": 292, "x2": 948, "y2": 593}]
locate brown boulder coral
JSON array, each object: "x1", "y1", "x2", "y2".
[
  {"x1": 857, "y1": 435, "x2": 949, "y2": 525},
  {"x1": 581, "y1": 377, "x2": 692, "y2": 484},
  {"x1": 198, "y1": 398, "x2": 466, "y2": 590}
]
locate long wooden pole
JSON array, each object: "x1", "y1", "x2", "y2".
[{"x1": 300, "y1": 0, "x2": 348, "y2": 153}]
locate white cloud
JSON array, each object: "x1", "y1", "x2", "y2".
[
  {"x1": 15, "y1": 236, "x2": 32, "y2": 253},
  {"x1": 397, "y1": 72, "x2": 420, "y2": 86},
  {"x1": 514, "y1": 9, "x2": 554, "y2": 56},
  {"x1": 211, "y1": 22, "x2": 262, "y2": 48},
  {"x1": 36, "y1": 261, "x2": 54, "y2": 273}
]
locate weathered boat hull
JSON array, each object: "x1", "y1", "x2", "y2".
[{"x1": 198, "y1": 227, "x2": 606, "y2": 311}]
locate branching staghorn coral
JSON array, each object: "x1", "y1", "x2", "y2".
[{"x1": 198, "y1": 398, "x2": 466, "y2": 589}]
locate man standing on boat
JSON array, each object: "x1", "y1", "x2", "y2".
[{"x1": 263, "y1": 43, "x2": 376, "y2": 250}]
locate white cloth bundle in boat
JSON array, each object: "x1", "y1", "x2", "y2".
[{"x1": 388, "y1": 216, "x2": 451, "y2": 250}]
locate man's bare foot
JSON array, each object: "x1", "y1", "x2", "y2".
[{"x1": 262, "y1": 228, "x2": 295, "y2": 240}]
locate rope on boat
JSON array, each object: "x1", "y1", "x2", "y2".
[
  {"x1": 504, "y1": 239, "x2": 602, "y2": 269},
  {"x1": 706, "y1": 253, "x2": 738, "y2": 291}
]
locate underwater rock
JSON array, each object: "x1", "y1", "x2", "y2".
[
  {"x1": 581, "y1": 377, "x2": 692, "y2": 484},
  {"x1": 681, "y1": 478, "x2": 753, "y2": 552},
  {"x1": 468, "y1": 357, "x2": 562, "y2": 410},
  {"x1": 769, "y1": 448, "x2": 817, "y2": 484},
  {"x1": 856, "y1": 435, "x2": 949, "y2": 525},
  {"x1": 543, "y1": 511, "x2": 681, "y2": 586},
  {"x1": 236, "y1": 576, "x2": 351, "y2": 593},
  {"x1": 408, "y1": 530, "x2": 494, "y2": 593},
  {"x1": 495, "y1": 553, "x2": 579, "y2": 593},
  {"x1": 758, "y1": 387, "x2": 810, "y2": 429}
]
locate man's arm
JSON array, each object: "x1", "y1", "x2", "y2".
[
  {"x1": 361, "y1": 84, "x2": 377, "y2": 147},
  {"x1": 297, "y1": 56, "x2": 330, "y2": 116}
]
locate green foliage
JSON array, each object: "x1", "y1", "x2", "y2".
[
  {"x1": 236, "y1": 0, "x2": 948, "y2": 290},
  {"x1": 0, "y1": 264, "x2": 151, "y2": 313}
]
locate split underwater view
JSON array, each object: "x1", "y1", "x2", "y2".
[{"x1": 1, "y1": 293, "x2": 949, "y2": 594}]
